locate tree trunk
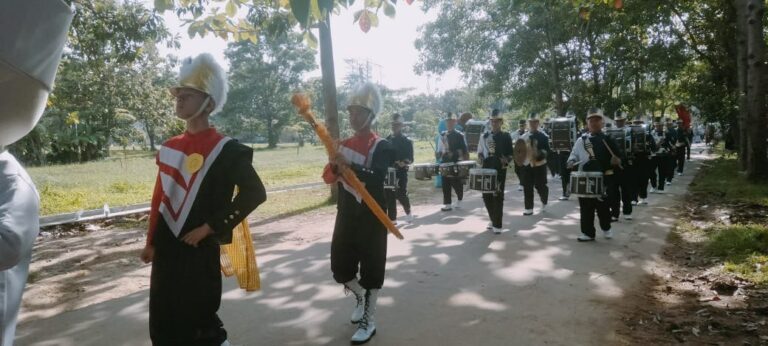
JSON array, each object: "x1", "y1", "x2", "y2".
[
  {"x1": 267, "y1": 114, "x2": 277, "y2": 149},
  {"x1": 544, "y1": 6, "x2": 565, "y2": 116},
  {"x1": 587, "y1": 27, "x2": 601, "y2": 100},
  {"x1": 735, "y1": 0, "x2": 750, "y2": 171},
  {"x1": 144, "y1": 120, "x2": 156, "y2": 151},
  {"x1": 746, "y1": 0, "x2": 768, "y2": 180},
  {"x1": 319, "y1": 16, "x2": 339, "y2": 200}
]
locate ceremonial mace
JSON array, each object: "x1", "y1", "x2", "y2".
[{"x1": 291, "y1": 93, "x2": 404, "y2": 240}]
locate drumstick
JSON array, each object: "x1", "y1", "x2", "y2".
[{"x1": 291, "y1": 93, "x2": 404, "y2": 240}]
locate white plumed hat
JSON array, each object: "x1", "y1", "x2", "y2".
[
  {"x1": 170, "y1": 53, "x2": 228, "y2": 115},
  {"x1": 347, "y1": 82, "x2": 382, "y2": 117},
  {"x1": 0, "y1": 0, "x2": 73, "y2": 146}
]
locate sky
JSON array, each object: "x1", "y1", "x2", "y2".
[{"x1": 149, "y1": 1, "x2": 465, "y2": 95}]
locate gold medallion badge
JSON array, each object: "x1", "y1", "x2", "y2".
[{"x1": 185, "y1": 153, "x2": 204, "y2": 174}]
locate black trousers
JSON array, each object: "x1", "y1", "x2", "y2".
[
  {"x1": 150, "y1": 232, "x2": 227, "y2": 346},
  {"x1": 632, "y1": 156, "x2": 652, "y2": 200},
  {"x1": 520, "y1": 165, "x2": 548, "y2": 209},
  {"x1": 578, "y1": 196, "x2": 612, "y2": 238},
  {"x1": 482, "y1": 169, "x2": 508, "y2": 228},
  {"x1": 557, "y1": 152, "x2": 571, "y2": 196},
  {"x1": 331, "y1": 210, "x2": 388, "y2": 289},
  {"x1": 385, "y1": 171, "x2": 411, "y2": 220},
  {"x1": 652, "y1": 156, "x2": 673, "y2": 190},
  {"x1": 668, "y1": 151, "x2": 676, "y2": 182},
  {"x1": 608, "y1": 168, "x2": 634, "y2": 217},
  {"x1": 675, "y1": 147, "x2": 686, "y2": 173},
  {"x1": 442, "y1": 175, "x2": 464, "y2": 204},
  {"x1": 686, "y1": 144, "x2": 692, "y2": 160},
  {"x1": 547, "y1": 151, "x2": 559, "y2": 177}
]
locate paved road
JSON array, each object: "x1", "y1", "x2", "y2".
[{"x1": 16, "y1": 150, "x2": 708, "y2": 346}]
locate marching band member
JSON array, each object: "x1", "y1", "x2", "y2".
[
  {"x1": 665, "y1": 119, "x2": 678, "y2": 184},
  {"x1": 510, "y1": 119, "x2": 527, "y2": 191},
  {"x1": 673, "y1": 119, "x2": 690, "y2": 176},
  {"x1": 556, "y1": 112, "x2": 577, "y2": 201},
  {"x1": 544, "y1": 118, "x2": 560, "y2": 180},
  {"x1": 567, "y1": 108, "x2": 623, "y2": 242},
  {"x1": 519, "y1": 115, "x2": 550, "y2": 215},
  {"x1": 650, "y1": 120, "x2": 675, "y2": 194},
  {"x1": 478, "y1": 110, "x2": 514, "y2": 234},
  {"x1": 457, "y1": 112, "x2": 473, "y2": 132},
  {"x1": 322, "y1": 83, "x2": 394, "y2": 345},
  {"x1": 141, "y1": 53, "x2": 267, "y2": 345},
  {"x1": 607, "y1": 113, "x2": 634, "y2": 221},
  {"x1": 437, "y1": 113, "x2": 469, "y2": 211},
  {"x1": 385, "y1": 113, "x2": 414, "y2": 223},
  {"x1": 630, "y1": 119, "x2": 657, "y2": 206},
  {"x1": 0, "y1": 2, "x2": 72, "y2": 344}
]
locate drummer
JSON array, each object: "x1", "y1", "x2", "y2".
[
  {"x1": 567, "y1": 108, "x2": 623, "y2": 242},
  {"x1": 477, "y1": 109, "x2": 514, "y2": 234},
  {"x1": 385, "y1": 113, "x2": 414, "y2": 223},
  {"x1": 437, "y1": 112, "x2": 469, "y2": 211},
  {"x1": 510, "y1": 119, "x2": 527, "y2": 191}
]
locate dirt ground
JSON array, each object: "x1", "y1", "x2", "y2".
[
  {"x1": 20, "y1": 207, "x2": 337, "y2": 323},
  {"x1": 616, "y1": 167, "x2": 768, "y2": 345},
  {"x1": 18, "y1": 147, "x2": 761, "y2": 346}
]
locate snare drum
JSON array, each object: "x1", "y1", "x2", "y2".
[
  {"x1": 468, "y1": 168, "x2": 498, "y2": 193},
  {"x1": 569, "y1": 171, "x2": 605, "y2": 198},
  {"x1": 439, "y1": 162, "x2": 458, "y2": 178},
  {"x1": 384, "y1": 167, "x2": 397, "y2": 190},
  {"x1": 413, "y1": 163, "x2": 436, "y2": 180},
  {"x1": 456, "y1": 160, "x2": 477, "y2": 178}
]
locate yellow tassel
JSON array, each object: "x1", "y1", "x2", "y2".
[{"x1": 220, "y1": 187, "x2": 260, "y2": 291}]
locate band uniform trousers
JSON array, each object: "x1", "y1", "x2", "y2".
[
  {"x1": 520, "y1": 165, "x2": 548, "y2": 210},
  {"x1": 668, "y1": 150, "x2": 676, "y2": 182},
  {"x1": 578, "y1": 196, "x2": 612, "y2": 238},
  {"x1": 514, "y1": 165, "x2": 523, "y2": 187},
  {"x1": 632, "y1": 155, "x2": 652, "y2": 201},
  {"x1": 557, "y1": 152, "x2": 571, "y2": 196},
  {"x1": 482, "y1": 168, "x2": 508, "y2": 228},
  {"x1": 652, "y1": 155, "x2": 673, "y2": 191},
  {"x1": 607, "y1": 167, "x2": 634, "y2": 218},
  {"x1": 442, "y1": 175, "x2": 464, "y2": 205},
  {"x1": 547, "y1": 151, "x2": 559, "y2": 177},
  {"x1": 385, "y1": 170, "x2": 411, "y2": 220},
  {"x1": 578, "y1": 174, "x2": 614, "y2": 238},
  {"x1": 331, "y1": 203, "x2": 388, "y2": 289},
  {"x1": 675, "y1": 146, "x2": 686, "y2": 174}
]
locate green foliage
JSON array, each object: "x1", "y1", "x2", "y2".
[
  {"x1": 706, "y1": 224, "x2": 768, "y2": 285},
  {"x1": 217, "y1": 16, "x2": 317, "y2": 148},
  {"x1": 10, "y1": 0, "x2": 178, "y2": 165},
  {"x1": 153, "y1": 0, "x2": 406, "y2": 47},
  {"x1": 415, "y1": 0, "x2": 705, "y2": 121}
]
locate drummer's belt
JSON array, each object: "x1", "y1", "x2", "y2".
[{"x1": 605, "y1": 169, "x2": 614, "y2": 176}]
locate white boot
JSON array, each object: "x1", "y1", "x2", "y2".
[
  {"x1": 351, "y1": 289, "x2": 378, "y2": 345},
  {"x1": 344, "y1": 280, "x2": 365, "y2": 324},
  {"x1": 221, "y1": 341, "x2": 231, "y2": 346}
]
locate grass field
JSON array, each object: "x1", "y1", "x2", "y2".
[{"x1": 28, "y1": 140, "x2": 443, "y2": 216}]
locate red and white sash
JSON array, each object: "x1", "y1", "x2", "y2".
[{"x1": 157, "y1": 136, "x2": 231, "y2": 237}]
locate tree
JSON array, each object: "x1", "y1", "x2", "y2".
[
  {"x1": 219, "y1": 21, "x2": 316, "y2": 148},
  {"x1": 10, "y1": 0, "x2": 176, "y2": 164}
]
